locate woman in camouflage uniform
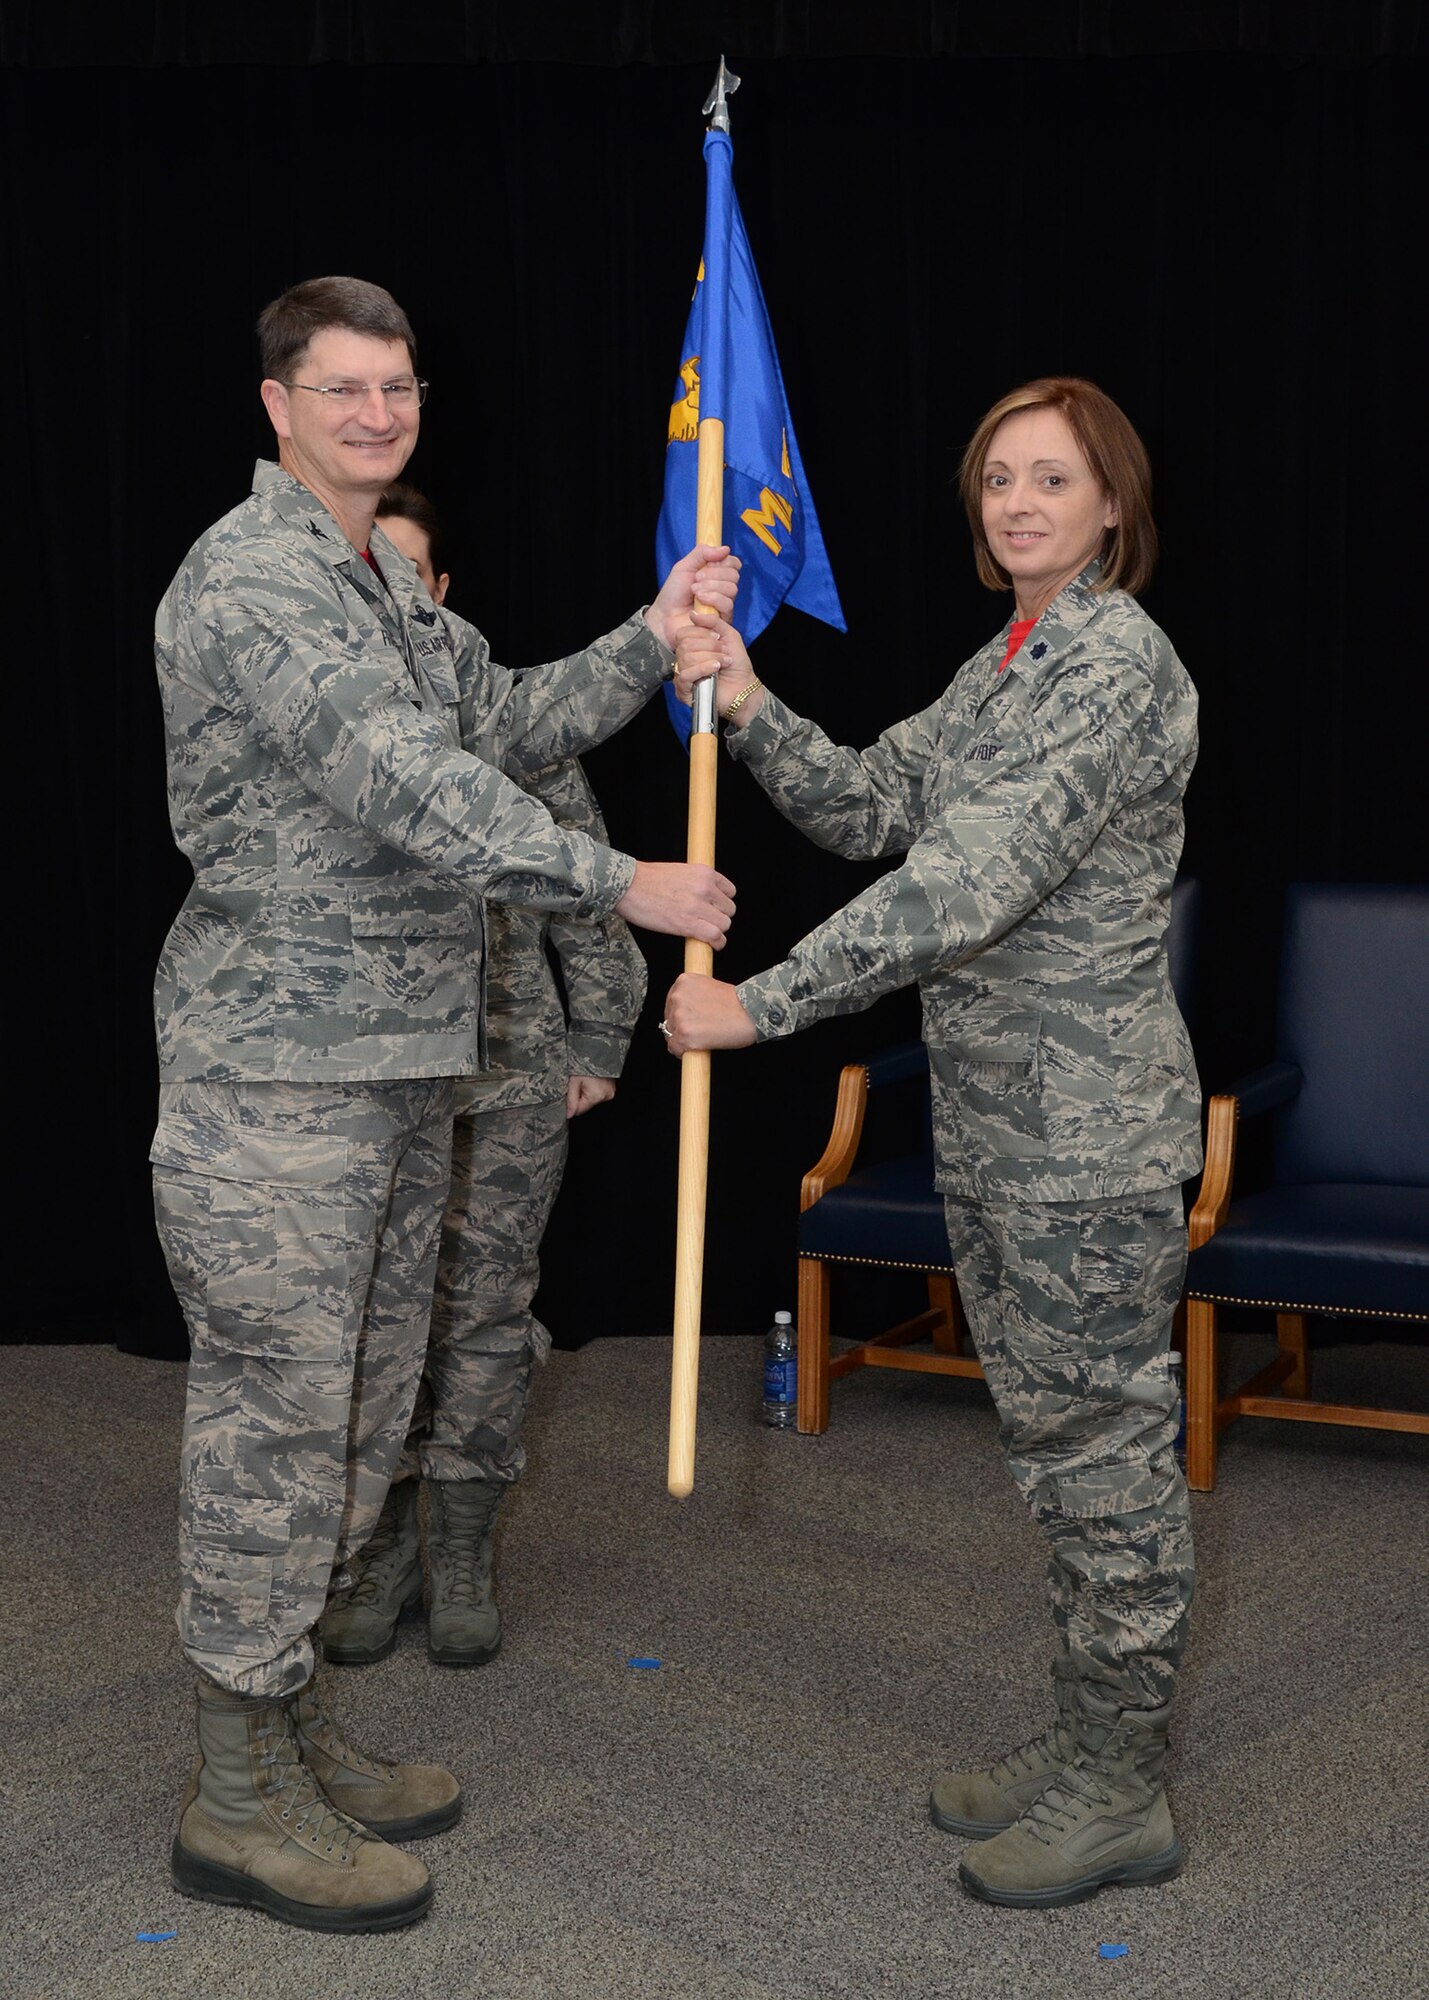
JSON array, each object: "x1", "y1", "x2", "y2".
[{"x1": 663, "y1": 379, "x2": 1200, "y2": 1911}]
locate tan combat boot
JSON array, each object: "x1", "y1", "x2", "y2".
[
  {"x1": 929, "y1": 1659, "x2": 1077, "y2": 1837},
  {"x1": 288, "y1": 1680, "x2": 461, "y2": 1839},
  {"x1": 957, "y1": 1685, "x2": 1181, "y2": 1908},
  {"x1": 320, "y1": 1478, "x2": 423, "y2": 1665},
  {"x1": 426, "y1": 1479, "x2": 504, "y2": 1667},
  {"x1": 172, "y1": 1680, "x2": 432, "y2": 1932}
]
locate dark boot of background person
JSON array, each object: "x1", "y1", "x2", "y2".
[
  {"x1": 426, "y1": 1479, "x2": 504, "y2": 1666},
  {"x1": 956, "y1": 1683, "x2": 1181, "y2": 1908},
  {"x1": 287, "y1": 1679, "x2": 462, "y2": 1839},
  {"x1": 929, "y1": 1655, "x2": 1077, "y2": 1837},
  {"x1": 172, "y1": 1679, "x2": 432, "y2": 1933},
  {"x1": 320, "y1": 1478, "x2": 422, "y2": 1665}
]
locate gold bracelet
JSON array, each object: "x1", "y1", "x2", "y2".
[{"x1": 725, "y1": 675, "x2": 764, "y2": 719}]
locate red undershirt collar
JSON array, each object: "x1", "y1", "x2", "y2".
[{"x1": 999, "y1": 616, "x2": 1037, "y2": 673}]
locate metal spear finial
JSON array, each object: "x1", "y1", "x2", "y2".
[{"x1": 702, "y1": 55, "x2": 741, "y2": 131}]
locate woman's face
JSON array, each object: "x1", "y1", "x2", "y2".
[
  {"x1": 980, "y1": 406, "x2": 1117, "y2": 617},
  {"x1": 378, "y1": 512, "x2": 449, "y2": 605}
]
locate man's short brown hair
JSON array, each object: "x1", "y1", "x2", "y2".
[
  {"x1": 256, "y1": 276, "x2": 417, "y2": 381},
  {"x1": 959, "y1": 377, "x2": 1158, "y2": 598}
]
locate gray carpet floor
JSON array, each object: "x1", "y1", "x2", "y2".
[{"x1": 3, "y1": 1332, "x2": 1426, "y2": 2000}]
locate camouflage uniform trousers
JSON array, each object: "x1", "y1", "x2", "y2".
[
  {"x1": 151, "y1": 1076, "x2": 455, "y2": 1697},
  {"x1": 398, "y1": 1095, "x2": 570, "y2": 1488},
  {"x1": 943, "y1": 1187, "x2": 1194, "y2": 1713}
]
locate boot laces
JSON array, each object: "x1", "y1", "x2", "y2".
[
  {"x1": 346, "y1": 1499, "x2": 415, "y2": 1607},
  {"x1": 256, "y1": 1719, "x2": 370, "y2": 1860},
  {"x1": 432, "y1": 1493, "x2": 496, "y2": 1607},
  {"x1": 297, "y1": 1690, "x2": 393, "y2": 1780},
  {"x1": 990, "y1": 1716, "x2": 1074, "y2": 1787},
  {"x1": 1021, "y1": 1755, "x2": 1114, "y2": 1845}
]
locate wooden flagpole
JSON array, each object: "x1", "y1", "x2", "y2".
[
  {"x1": 668, "y1": 59, "x2": 738, "y2": 1500},
  {"x1": 667, "y1": 422, "x2": 724, "y2": 1500}
]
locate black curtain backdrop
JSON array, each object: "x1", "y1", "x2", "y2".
[{"x1": 5, "y1": 3, "x2": 1424, "y2": 1358}]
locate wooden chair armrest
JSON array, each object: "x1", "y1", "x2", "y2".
[
  {"x1": 1187, "y1": 1092, "x2": 1238, "y2": 1249},
  {"x1": 800, "y1": 1063, "x2": 870, "y2": 1212}
]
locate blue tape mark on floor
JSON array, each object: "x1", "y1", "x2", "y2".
[
  {"x1": 136, "y1": 1931, "x2": 178, "y2": 1943},
  {"x1": 627, "y1": 1656, "x2": 662, "y2": 1669},
  {"x1": 1098, "y1": 1943, "x2": 1130, "y2": 1959}
]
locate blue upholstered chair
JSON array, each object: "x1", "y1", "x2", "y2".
[
  {"x1": 1182, "y1": 883, "x2": 1429, "y2": 1488},
  {"x1": 795, "y1": 880, "x2": 1203, "y2": 1434},
  {"x1": 795, "y1": 1041, "x2": 976, "y2": 1431}
]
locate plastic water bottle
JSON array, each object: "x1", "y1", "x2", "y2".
[{"x1": 763, "y1": 1311, "x2": 797, "y2": 1428}]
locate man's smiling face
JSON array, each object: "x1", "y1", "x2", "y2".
[{"x1": 262, "y1": 328, "x2": 419, "y2": 519}]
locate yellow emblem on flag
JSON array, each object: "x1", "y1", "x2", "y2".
[
  {"x1": 740, "y1": 428, "x2": 795, "y2": 555},
  {"x1": 741, "y1": 486, "x2": 793, "y2": 555},
  {"x1": 668, "y1": 357, "x2": 700, "y2": 445}
]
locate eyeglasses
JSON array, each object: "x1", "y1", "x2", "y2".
[{"x1": 283, "y1": 377, "x2": 429, "y2": 409}]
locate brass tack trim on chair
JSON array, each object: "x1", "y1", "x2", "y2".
[
  {"x1": 1186, "y1": 1290, "x2": 1429, "y2": 1323},
  {"x1": 805, "y1": 1251, "x2": 959, "y2": 1274}
]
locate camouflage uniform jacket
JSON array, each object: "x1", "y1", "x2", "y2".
[
  {"x1": 456, "y1": 752, "x2": 648, "y2": 1114},
  {"x1": 154, "y1": 462, "x2": 670, "y2": 1082},
  {"x1": 730, "y1": 566, "x2": 1202, "y2": 1202}
]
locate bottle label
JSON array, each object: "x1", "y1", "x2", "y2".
[{"x1": 763, "y1": 1357, "x2": 796, "y2": 1403}]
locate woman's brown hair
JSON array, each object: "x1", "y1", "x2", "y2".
[
  {"x1": 375, "y1": 481, "x2": 448, "y2": 585},
  {"x1": 958, "y1": 377, "x2": 1157, "y2": 597}
]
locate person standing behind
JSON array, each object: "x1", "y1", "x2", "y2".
[{"x1": 321, "y1": 483, "x2": 648, "y2": 1669}]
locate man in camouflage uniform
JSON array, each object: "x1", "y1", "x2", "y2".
[
  {"x1": 664, "y1": 381, "x2": 1200, "y2": 1909},
  {"x1": 151, "y1": 275, "x2": 737, "y2": 1932},
  {"x1": 321, "y1": 489, "x2": 648, "y2": 1670}
]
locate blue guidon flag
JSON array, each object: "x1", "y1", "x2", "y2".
[{"x1": 656, "y1": 126, "x2": 845, "y2": 746}]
